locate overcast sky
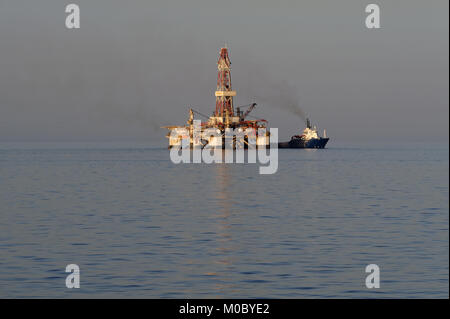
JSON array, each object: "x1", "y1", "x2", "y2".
[{"x1": 0, "y1": 0, "x2": 448, "y2": 143}]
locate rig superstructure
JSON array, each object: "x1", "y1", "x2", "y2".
[{"x1": 164, "y1": 47, "x2": 269, "y2": 149}]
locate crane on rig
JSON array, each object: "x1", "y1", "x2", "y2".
[{"x1": 236, "y1": 103, "x2": 257, "y2": 121}]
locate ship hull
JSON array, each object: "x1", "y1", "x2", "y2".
[{"x1": 278, "y1": 137, "x2": 329, "y2": 149}]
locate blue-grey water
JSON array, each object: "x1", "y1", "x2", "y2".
[{"x1": 0, "y1": 142, "x2": 448, "y2": 298}]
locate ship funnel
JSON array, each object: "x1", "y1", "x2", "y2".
[{"x1": 306, "y1": 118, "x2": 311, "y2": 129}]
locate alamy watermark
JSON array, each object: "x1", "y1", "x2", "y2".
[
  {"x1": 365, "y1": 4, "x2": 381, "y2": 29},
  {"x1": 65, "y1": 264, "x2": 80, "y2": 288},
  {"x1": 64, "y1": 3, "x2": 381, "y2": 30},
  {"x1": 65, "y1": 4, "x2": 80, "y2": 29},
  {"x1": 169, "y1": 120, "x2": 278, "y2": 175},
  {"x1": 365, "y1": 264, "x2": 380, "y2": 289}
]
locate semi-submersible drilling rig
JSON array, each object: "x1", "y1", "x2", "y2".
[{"x1": 164, "y1": 47, "x2": 270, "y2": 149}]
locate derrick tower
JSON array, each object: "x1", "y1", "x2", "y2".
[{"x1": 214, "y1": 47, "x2": 236, "y2": 118}]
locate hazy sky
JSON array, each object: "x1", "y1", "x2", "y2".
[{"x1": 0, "y1": 0, "x2": 448, "y2": 143}]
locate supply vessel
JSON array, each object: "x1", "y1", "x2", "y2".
[{"x1": 278, "y1": 118, "x2": 329, "y2": 149}]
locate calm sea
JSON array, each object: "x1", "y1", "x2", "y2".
[{"x1": 0, "y1": 142, "x2": 448, "y2": 298}]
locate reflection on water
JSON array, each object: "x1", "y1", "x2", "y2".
[{"x1": 212, "y1": 164, "x2": 237, "y2": 295}]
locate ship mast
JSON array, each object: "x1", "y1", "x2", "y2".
[{"x1": 214, "y1": 47, "x2": 236, "y2": 124}]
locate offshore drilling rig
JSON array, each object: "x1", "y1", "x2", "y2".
[{"x1": 163, "y1": 47, "x2": 269, "y2": 149}]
